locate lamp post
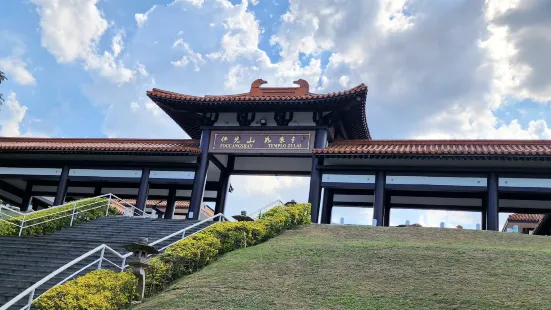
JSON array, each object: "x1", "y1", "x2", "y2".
[{"x1": 123, "y1": 237, "x2": 159, "y2": 301}]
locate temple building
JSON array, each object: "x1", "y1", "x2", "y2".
[
  {"x1": 501, "y1": 213, "x2": 544, "y2": 234},
  {"x1": 1, "y1": 79, "x2": 551, "y2": 230}
]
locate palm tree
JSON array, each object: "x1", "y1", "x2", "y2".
[{"x1": 0, "y1": 70, "x2": 7, "y2": 103}]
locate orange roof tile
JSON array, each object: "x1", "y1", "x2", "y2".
[
  {"x1": 507, "y1": 213, "x2": 544, "y2": 222},
  {"x1": 0, "y1": 137, "x2": 201, "y2": 155},
  {"x1": 314, "y1": 140, "x2": 551, "y2": 157},
  {"x1": 147, "y1": 79, "x2": 370, "y2": 140},
  {"x1": 147, "y1": 79, "x2": 367, "y2": 102}
]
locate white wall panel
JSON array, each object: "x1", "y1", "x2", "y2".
[
  {"x1": 0, "y1": 167, "x2": 61, "y2": 176},
  {"x1": 499, "y1": 178, "x2": 551, "y2": 188},
  {"x1": 386, "y1": 176, "x2": 486, "y2": 187},
  {"x1": 322, "y1": 174, "x2": 375, "y2": 184},
  {"x1": 149, "y1": 170, "x2": 194, "y2": 180},
  {"x1": 69, "y1": 169, "x2": 141, "y2": 178}
]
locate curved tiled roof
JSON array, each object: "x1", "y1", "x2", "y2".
[
  {"x1": 507, "y1": 213, "x2": 544, "y2": 222},
  {"x1": 147, "y1": 83, "x2": 368, "y2": 102},
  {"x1": 146, "y1": 79, "x2": 370, "y2": 140},
  {"x1": 122, "y1": 199, "x2": 190, "y2": 209},
  {"x1": 0, "y1": 137, "x2": 201, "y2": 155},
  {"x1": 314, "y1": 139, "x2": 551, "y2": 157}
]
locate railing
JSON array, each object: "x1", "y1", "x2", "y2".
[
  {"x1": 0, "y1": 194, "x2": 149, "y2": 236},
  {"x1": 0, "y1": 213, "x2": 227, "y2": 310},
  {"x1": 249, "y1": 199, "x2": 284, "y2": 219}
]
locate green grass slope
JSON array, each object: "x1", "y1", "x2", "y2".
[{"x1": 135, "y1": 225, "x2": 551, "y2": 310}]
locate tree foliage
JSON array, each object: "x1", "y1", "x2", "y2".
[{"x1": 0, "y1": 70, "x2": 7, "y2": 103}]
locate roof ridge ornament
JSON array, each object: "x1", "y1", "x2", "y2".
[{"x1": 249, "y1": 78, "x2": 309, "y2": 97}]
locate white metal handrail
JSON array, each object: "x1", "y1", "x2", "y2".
[
  {"x1": 0, "y1": 194, "x2": 150, "y2": 236},
  {"x1": 0, "y1": 213, "x2": 227, "y2": 310},
  {"x1": 249, "y1": 199, "x2": 284, "y2": 219}
]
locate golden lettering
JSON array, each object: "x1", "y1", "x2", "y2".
[
  {"x1": 291, "y1": 136, "x2": 296, "y2": 143},
  {"x1": 279, "y1": 136, "x2": 285, "y2": 143},
  {"x1": 247, "y1": 137, "x2": 255, "y2": 144},
  {"x1": 234, "y1": 136, "x2": 241, "y2": 143},
  {"x1": 264, "y1": 136, "x2": 272, "y2": 144}
]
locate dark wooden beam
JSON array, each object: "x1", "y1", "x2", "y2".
[
  {"x1": 321, "y1": 182, "x2": 375, "y2": 190},
  {"x1": 487, "y1": 172, "x2": 499, "y2": 231},
  {"x1": 189, "y1": 130, "x2": 211, "y2": 220},
  {"x1": 390, "y1": 203, "x2": 482, "y2": 212},
  {"x1": 53, "y1": 165, "x2": 69, "y2": 206},
  {"x1": 373, "y1": 172, "x2": 385, "y2": 226},
  {"x1": 232, "y1": 170, "x2": 311, "y2": 176},
  {"x1": 0, "y1": 180, "x2": 24, "y2": 197},
  {"x1": 215, "y1": 155, "x2": 234, "y2": 215},
  {"x1": 135, "y1": 168, "x2": 151, "y2": 212},
  {"x1": 208, "y1": 154, "x2": 226, "y2": 172},
  {"x1": 164, "y1": 188, "x2": 177, "y2": 219}
]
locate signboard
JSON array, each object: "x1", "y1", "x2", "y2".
[{"x1": 209, "y1": 131, "x2": 314, "y2": 154}]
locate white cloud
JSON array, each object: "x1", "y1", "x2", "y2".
[
  {"x1": 485, "y1": 0, "x2": 551, "y2": 102},
  {"x1": 136, "y1": 62, "x2": 149, "y2": 77},
  {"x1": 31, "y1": 0, "x2": 135, "y2": 84},
  {"x1": 135, "y1": 5, "x2": 157, "y2": 28},
  {"x1": 111, "y1": 31, "x2": 124, "y2": 58},
  {"x1": 0, "y1": 92, "x2": 27, "y2": 136},
  {"x1": 171, "y1": 39, "x2": 205, "y2": 71},
  {"x1": 0, "y1": 57, "x2": 36, "y2": 85}
]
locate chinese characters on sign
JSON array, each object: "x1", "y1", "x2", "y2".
[{"x1": 210, "y1": 131, "x2": 314, "y2": 153}]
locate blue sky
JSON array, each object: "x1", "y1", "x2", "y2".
[{"x1": 1, "y1": 0, "x2": 551, "y2": 229}]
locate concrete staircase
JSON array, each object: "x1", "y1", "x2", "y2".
[{"x1": 0, "y1": 217, "x2": 215, "y2": 308}]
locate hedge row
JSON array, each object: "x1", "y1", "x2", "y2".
[
  {"x1": 0, "y1": 198, "x2": 116, "y2": 236},
  {"x1": 33, "y1": 270, "x2": 136, "y2": 310},
  {"x1": 33, "y1": 203, "x2": 311, "y2": 310}
]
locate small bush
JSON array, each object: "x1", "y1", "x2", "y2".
[
  {"x1": 33, "y1": 270, "x2": 137, "y2": 310},
  {"x1": 145, "y1": 233, "x2": 221, "y2": 295},
  {"x1": 0, "y1": 198, "x2": 117, "y2": 236}
]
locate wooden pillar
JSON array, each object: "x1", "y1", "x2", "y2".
[
  {"x1": 53, "y1": 165, "x2": 69, "y2": 206},
  {"x1": 373, "y1": 171, "x2": 386, "y2": 226},
  {"x1": 308, "y1": 128, "x2": 328, "y2": 223},
  {"x1": 487, "y1": 172, "x2": 499, "y2": 231},
  {"x1": 136, "y1": 168, "x2": 150, "y2": 213},
  {"x1": 164, "y1": 188, "x2": 177, "y2": 219},
  {"x1": 93, "y1": 186, "x2": 102, "y2": 196},
  {"x1": 383, "y1": 205, "x2": 391, "y2": 227},
  {"x1": 214, "y1": 155, "x2": 234, "y2": 215},
  {"x1": 481, "y1": 197, "x2": 487, "y2": 230},
  {"x1": 189, "y1": 129, "x2": 211, "y2": 220},
  {"x1": 320, "y1": 188, "x2": 334, "y2": 224},
  {"x1": 20, "y1": 182, "x2": 33, "y2": 212}
]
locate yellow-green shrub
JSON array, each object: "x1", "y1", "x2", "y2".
[
  {"x1": 33, "y1": 270, "x2": 137, "y2": 310},
  {"x1": 0, "y1": 198, "x2": 116, "y2": 236},
  {"x1": 145, "y1": 233, "x2": 221, "y2": 295}
]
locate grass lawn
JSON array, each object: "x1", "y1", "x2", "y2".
[{"x1": 135, "y1": 225, "x2": 551, "y2": 310}]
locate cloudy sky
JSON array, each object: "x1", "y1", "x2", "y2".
[{"x1": 1, "y1": 0, "x2": 550, "y2": 229}]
